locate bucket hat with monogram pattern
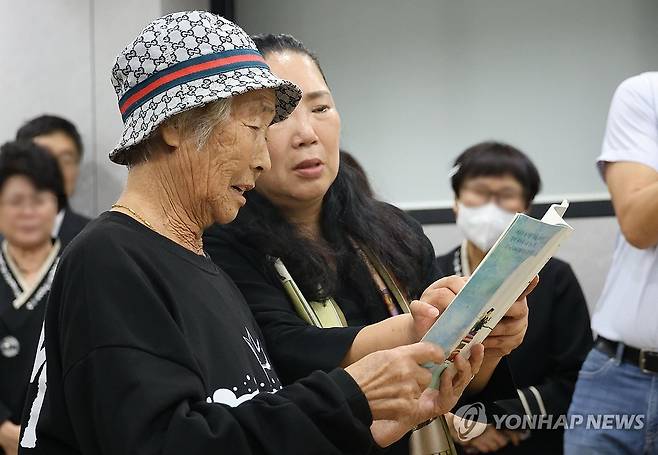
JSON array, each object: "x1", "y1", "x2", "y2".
[{"x1": 109, "y1": 10, "x2": 301, "y2": 165}]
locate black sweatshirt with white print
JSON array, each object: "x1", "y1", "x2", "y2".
[{"x1": 18, "y1": 212, "x2": 374, "y2": 455}]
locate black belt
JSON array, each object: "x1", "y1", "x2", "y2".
[{"x1": 595, "y1": 336, "x2": 658, "y2": 374}]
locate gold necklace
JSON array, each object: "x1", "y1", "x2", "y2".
[
  {"x1": 111, "y1": 204, "x2": 155, "y2": 230},
  {"x1": 111, "y1": 204, "x2": 204, "y2": 256}
]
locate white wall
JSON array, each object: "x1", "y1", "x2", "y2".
[
  {"x1": 5, "y1": 1, "x2": 653, "y2": 212},
  {"x1": 0, "y1": 0, "x2": 209, "y2": 217},
  {"x1": 1, "y1": 1, "x2": 643, "y2": 304},
  {"x1": 235, "y1": 0, "x2": 658, "y2": 208},
  {"x1": 233, "y1": 0, "x2": 655, "y2": 308},
  {"x1": 0, "y1": 1, "x2": 95, "y2": 214}
]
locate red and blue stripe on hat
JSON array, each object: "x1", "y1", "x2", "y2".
[{"x1": 118, "y1": 48, "x2": 269, "y2": 121}]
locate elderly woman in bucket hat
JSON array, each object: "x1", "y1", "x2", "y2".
[{"x1": 17, "y1": 12, "x2": 474, "y2": 455}]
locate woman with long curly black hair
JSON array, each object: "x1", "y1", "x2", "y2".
[{"x1": 204, "y1": 34, "x2": 533, "y2": 453}]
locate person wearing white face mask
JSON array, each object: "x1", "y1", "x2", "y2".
[
  {"x1": 438, "y1": 141, "x2": 593, "y2": 455},
  {"x1": 455, "y1": 202, "x2": 516, "y2": 254}
]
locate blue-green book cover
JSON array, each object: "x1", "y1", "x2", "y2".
[{"x1": 422, "y1": 201, "x2": 572, "y2": 387}]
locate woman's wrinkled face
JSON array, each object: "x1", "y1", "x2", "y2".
[
  {"x1": 0, "y1": 176, "x2": 58, "y2": 248},
  {"x1": 167, "y1": 89, "x2": 276, "y2": 226},
  {"x1": 205, "y1": 89, "x2": 276, "y2": 224},
  {"x1": 256, "y1": 51, "x2": 341, "y2": 210}
]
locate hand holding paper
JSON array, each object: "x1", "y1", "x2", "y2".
[
  {"x1": 422, "y1": 201, "x2": 573, "y2": 387},
  {"x1": 370, "y1": 346, "x2": 484, "y2": 447},
  {"x1": 411, "y1": 276, "x2": 469, "y2": 341},
  {"x1": 482, "y1": 288, "x2": 531, "y2": 357}
]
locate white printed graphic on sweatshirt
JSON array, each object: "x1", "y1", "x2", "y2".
[
  {"x1": 21, "y1": 324, "x2": 47, "y2": 448},
  {"x1": 207, "y1": 327, "x2": 281, "y2": 408},
  {"x1": 242, "y1": 326, "x2": 275, "y2": 384}
]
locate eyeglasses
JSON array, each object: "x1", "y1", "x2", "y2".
[
  {"x1": 0, "y1": 193, "x2": 58, "y2": 212},
  {"x1": 56, "y1": 154, "x2": 81, "y2": 168},
  {"x1": 459, "y1": 185, "x2": 526, "y2": 211}
]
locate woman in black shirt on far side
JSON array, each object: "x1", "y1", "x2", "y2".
[{"x1": 437, "y1": 141, "x2": 593, "y2": 454}]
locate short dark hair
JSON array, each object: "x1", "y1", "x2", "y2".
[
  {"x1": 251, "y1": 33, "x2": 328, "y2": 84},
  {"x1": 16, "y1": 114, "x2": 83, "y2": 160},
  {"x1": 450, "y1": 141, "x2": 541, "y2": 207},
  {"x1": 0, "y1": 141, "x2": 67, "y2": 211}
]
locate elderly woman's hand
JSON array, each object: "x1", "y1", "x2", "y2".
[
  {"x1": 345, "y1": 343, "x2": 443, "y2": 423},
  {"x1": 367, "y1": 344, "x2": 484, "y2": 447}
]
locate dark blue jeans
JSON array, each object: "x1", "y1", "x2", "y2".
[{"x1": 565, "y1": 346, "x2": 658, "y2": 454}]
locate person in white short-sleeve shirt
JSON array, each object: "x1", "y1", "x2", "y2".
[
  {"x1": 565, "y1": 72, "x2": 658, "y2": 454},
  {"x1": 592, "y1": 72, "x2": 658, "y2": 350}
]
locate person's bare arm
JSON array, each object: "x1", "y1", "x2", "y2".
[
  {"x1": 605, "y1": 161, "x2": 658, "y2": 249},
  {"x1": 340, "y1": 276, "x2": 468, "y2": 367},
  {"x1": 340, "y1": 302, "x2": 439, "y2": 367}
]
